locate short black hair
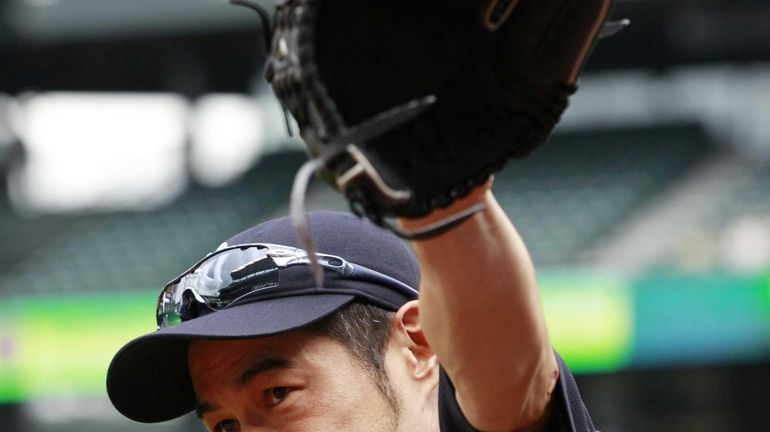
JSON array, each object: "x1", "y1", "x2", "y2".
[{"x1": 305, "y1": 302, "x2": 400, "y2": 413}]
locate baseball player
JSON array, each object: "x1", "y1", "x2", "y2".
[
  {"x1": 108, "y1": 0, "x2": 616, "y2": 429},
  {"x1": 107, "y1": 183, "x2": 596, "y2": 431}
]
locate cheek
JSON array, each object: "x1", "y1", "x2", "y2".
[{"x1": 297, "y1": 364, "x2": 398, "y2": 431}]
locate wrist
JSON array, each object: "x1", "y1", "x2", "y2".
[{"x1": 399, "y1": 178, "x2": 493, "y2": 230}]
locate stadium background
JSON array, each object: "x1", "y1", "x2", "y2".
[{"x1": 1, "y1": 0, "x2": 770, "y2": 430}]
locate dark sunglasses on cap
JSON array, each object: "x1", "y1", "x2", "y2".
[{"x1": 156, "y1": 243, "x2": 419, "y2": 329}]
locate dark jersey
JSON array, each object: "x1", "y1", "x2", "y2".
[{"x1": 438, "y1": 353, "x2": 596, "y2": 432}]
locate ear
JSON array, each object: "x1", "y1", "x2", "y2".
[{"x1": 393, "y1": 300, "x2": 438, "y2": 379}]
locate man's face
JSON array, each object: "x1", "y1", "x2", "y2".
[{"x1": 188, "y1": 330, "x2": 402, "y2": 432}]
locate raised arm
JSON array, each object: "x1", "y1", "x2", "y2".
[{"x1": 400, "y1": 182, "x2": 559, "y2": 432}]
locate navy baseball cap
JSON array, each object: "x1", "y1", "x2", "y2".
[{"x1": 106, "y1": 211, "x2": 420, "y2": 423}]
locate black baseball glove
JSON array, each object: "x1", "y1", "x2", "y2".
[{"x1": 235, "y1": 0, "x2": 623, "y2": 240}]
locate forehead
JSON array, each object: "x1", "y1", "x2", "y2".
[
  {"x1": 187, "y1": 331, "x2": 349, "y2": 384},
  {"x1": 189, "y1": 332, "x2": 310, "y2": 358}
]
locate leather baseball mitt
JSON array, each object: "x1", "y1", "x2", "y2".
[{"x1": 235, "y1": 0, "x2": 623, "y2": 239}]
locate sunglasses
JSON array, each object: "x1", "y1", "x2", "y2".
[{"x1": 156, "y1": 243, "x2": 418, "y2": 329}]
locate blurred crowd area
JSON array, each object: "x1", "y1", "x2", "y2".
[{"x1": 1, "y1": 0, "x2": 770, "y2": 431}]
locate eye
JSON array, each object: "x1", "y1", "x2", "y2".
[
  {"x1": 265, "y1": 386, "x2": 291, "y2": 407},
  {"x1": 215, "y1": 419, "x2": 240, "y2": 432}
]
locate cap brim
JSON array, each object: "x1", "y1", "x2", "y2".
[{"x1": 106, "y1": 294, "x2": 355, "y2": 423}]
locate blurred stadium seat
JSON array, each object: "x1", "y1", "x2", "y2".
[
  {"x1": 495, "y1": 124, "x2": 713, "y2": 266},
  {"x1": 0, "y1": 124, "x2": 717, "y2": 297},
  {"x1": 0, "y1": 151, "x2": 304, "y2": 296}
]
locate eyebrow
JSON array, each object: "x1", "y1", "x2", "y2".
[
  {"x1": 194, "y1": 356, "x2": 293, "y2": 419},
  {"x1": 236, "y1": 357, "x2": 292, "y2": 390}
]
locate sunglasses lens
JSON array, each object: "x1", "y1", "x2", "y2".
[
  {"x1": 156, "y1": 284, "x2": 180, "y2": 328},
  {"x1": 156, "y1": 246, "x2": 282, "y2": 328}
]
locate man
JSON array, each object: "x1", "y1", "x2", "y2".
[{"x1": 107, "y1": 182, "x2": 596, "y2": 431}]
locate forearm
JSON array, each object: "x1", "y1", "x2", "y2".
[{"x1": 401, "y1": 186, "x2": 558, "y2": 431}]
